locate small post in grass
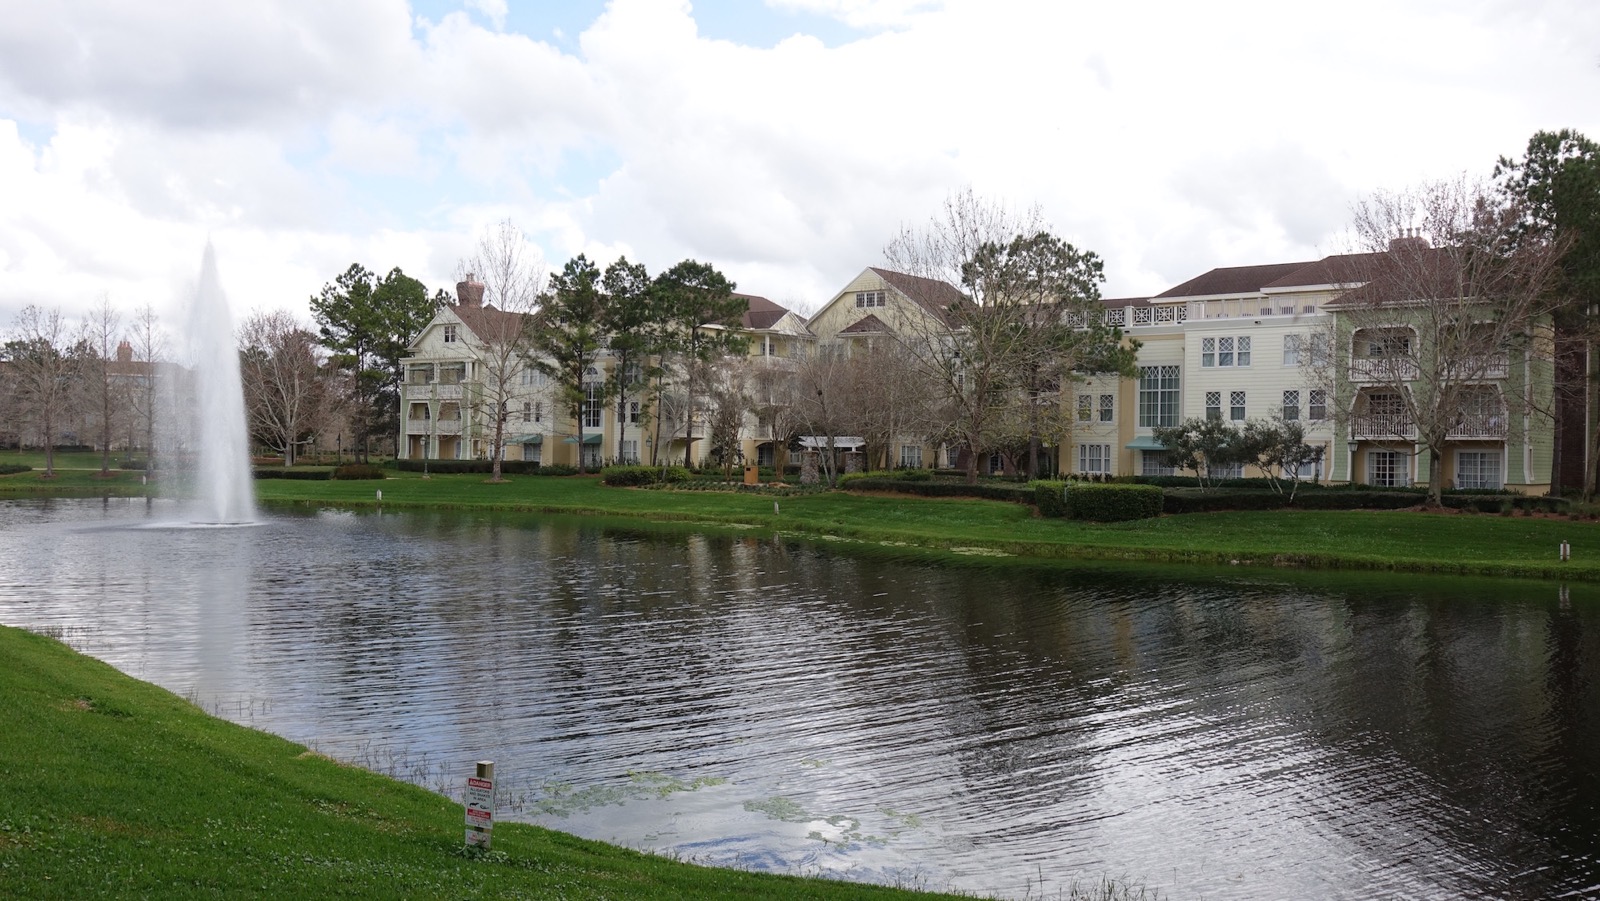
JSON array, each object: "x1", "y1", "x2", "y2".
[
  {"x1": 465, "y1": 760, "x2": 495, "y2": 849},
  {"x1": 1561, "y1": 541, "x2": 1571, "y2": 562}
]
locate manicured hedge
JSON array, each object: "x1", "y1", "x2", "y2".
[
  {"x1": 331, "y1": 463, "x2": 387, "y2": 480},
  {"x1": 840, "y1": 476, "x2": 1035, "y2": 503},
  {"x1": 1064, "y1": 482, "x2": 1163, "y2": 522},
  {"x1": 600, "y1": 464, "x2": 691, "y2": 486},
  {"x1": 1159, "y1": 488, "x2": 1570, "y2": 515},
  {"x1": 1032, "y1": 481, "x2": 1068, "y2": 518},
  {"x1": 252, "y1": 468, "x2": 332, "y2": 480},
  {"x1": 393, "y1": 459, "x2": 579, "y2": 475},
  {"x1": 0, "y1": 464, "x2": 32, "y2": 476}
]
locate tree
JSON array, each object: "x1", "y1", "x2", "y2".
[
  {"x1": 1495, "y1": 130, "x2": 1600, "y2": 497},
  {"x1": 600, "y1": 258, "x2": 659, "y2": 464},
  {"x1": 238, "y1": 310, "x2": 336, "y2": 467},
  {"x1": 1153, "y1": 416, "x2": 1242, "y2": 491},
  {"x1": 1317, "y1": 176, "x2": 1565, "y2": 505},
  {"x1": 652, "y1": 261, "x2": 747, "y2": 468},
  {"x1": 126, "y1": 305, "x2": 167, "y2": 470},
  {"x1": 461, "y1": 219, "x2": 543, "y2": 482},
  {"x1": 532, "y1": 255, "x2": 607, "y2": 472},
  {"x1": 311, "y1": 264, "x2": 440, "y2": 461},
  {"x1": 1240, "y1": 418, "x2": 1322, "y2": 500},
  {"x1": 884, "y1": 189, "x2": 1135, "y2": 483},
  {"x1": 78, "y1": 295, "x2": 123, "y2": 475},
  {"x1": 7, "y1": 306, "x2": 76, "y2": 477}
]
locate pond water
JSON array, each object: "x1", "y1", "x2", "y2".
[{"x1": 3, "y1": 497, "x2": 1599, "y2": 899}]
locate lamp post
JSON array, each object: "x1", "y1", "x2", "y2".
[
  {"x1": 336, "y1": 433, "x2": 342, "y2": 466},
  {"x1": 1346, "y1": 438, "x2": 1359, "y2": 482}
]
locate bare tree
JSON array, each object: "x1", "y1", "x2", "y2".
[
  {"x1": 884, "y1": 188, "x2": 1130, "y2": 482},
  {"x1": 239, "y1": 310, "x2": 335, "y2": 467},
  {"x1": 7, "y1": 305, "x2": 76, "y2": 477},
  {"x1": 461, "y1": 219, "x2": 544, "y2": 481},
  {"x1": 1316, "y1": 176, "x2": 1564, "y2": 505},
  {"x1": 704, "y1": 357, "x2": 750, "y2": 480},
  {"x1": 77, "y1": 295, "x2": 124, "y2": 475},
  {"x1": 126, "y1": 305, "x2": 167, "y2": 470}
]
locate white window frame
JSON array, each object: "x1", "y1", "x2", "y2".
[
  {"x1": 1078, "y1": 443, "x2": 1110, "y2": 474},
  {"x1": 443, "y1": 324, "x2": 458, "y2": 343},
  {"x1": 1138, "y1": 365, "x2": 1180, "y2": 427},
  {"x1": 1456, "y1": 451, "x2": 1502, "y2": 490},
  {"x1": 1308, "y1": 389, "x2": 1327, "y2": 421},
  {"x1": 854, "y1": 290, "x2": 885, "y2": 308},
  {"x1": 899, "y1": 445, "x2": 923, "y2": 468},
  {"x1": 1368, "y1": 450, "x2": 1406, "y2": 487},
  {"x1": 1282, "y1": 390, "x2": 1300, "y2": 421},
  {"x1": 1098, "y1": 394, "x2": 1114, "y2": 423},
  {"x1": 1205, "y1": 390, "x2": 1222, "y2": 420},
  {"x1": 582, "y1": 382, "x2": 603, "y2": 429},
  {"x1": 1283, "y1": 335, "x2": 1303, "y2": 366},
  {"x1": 1230, "y1": 390, "x2": 1246, "y2": 421},
  {"x1": 1141, "y1": 452, "x2": 1174, "y2": 476},
  {"x1": 1077, "y1": 394, "x2": 1093, "y2": 422}
]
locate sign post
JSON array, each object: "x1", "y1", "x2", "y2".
[{"x1": 464, "y1": 760, "x2": 494, "y2": 849}]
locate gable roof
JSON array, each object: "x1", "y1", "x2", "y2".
[
  {"x1": 1260, "y1": 252, "x2": 1387, "y2": 290},
  {"x1": 869, "y1": 267, "x2": 968, "y2": 323},
  {"x1": 838, "y1": 314, "x2": 890, "y2": 335},
  {"x1": 1155, "y1": 262, "x2": 1317, "y2": 300},
  {"x1": 737, "y1": 293, "x2": 790, "y2": 330}
]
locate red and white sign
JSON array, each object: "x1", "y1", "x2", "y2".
[{"x1": 464, "y1": 775, "x2": 494, "y2": 845}]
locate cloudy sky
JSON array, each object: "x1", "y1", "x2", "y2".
[{"x1": 2, "y1": 0, "x2": 1598, "y2": 336}]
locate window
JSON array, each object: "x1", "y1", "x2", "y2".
[
  {"x1": 854, "y1": 290, "x2": 885, "y2": 308},
  {"x1": 1099, "y1": 394, "x2": 1114, "y2": 423},
  {"x1": 1078, "y1": 443, "x2": 1110, "y2": 474},
  {"x1": 521, "y1": 402, "x2": 532, "y2": 423},
  {"x1": 1456, "y1": 451, "x2": 1502, "y2": 490},
  {"x1": 1283, "y1": 335, "x2": 1303, "y2": 366},
  {"x1": 1141, "y1": 452, "x2": 1174, "y2": 476},
  {"x1": 1077, "y1": 394, "x2": 1093, "y2": 421},
  {"x1": 757, "y1": 443, "x2": 774, "y2": 466},
  {"x1": 522, "y1": 442, "x2": 541, "y2": 463},
  {"x1": 946, "y1": 446, "x2": 961, "y2": 468},
  {"x1": 1367, "y1": 392, "x2": 1405, "y2": 415},
  {"x1": 1368, "y1": 450, "x2": 1405, "y2": 487},
  {"x1": 900, "y1": 445, "x2": 923, "y2": 468},
  {"x1": 1368, "y1": 333, "x2": 1411, "y2": 357},
  {"x1": 628, "y1": 401, "x2": 641, "y2": 424},
  {"x1": 1230, "y1": 391, "x2": 1246, "y2": 421},
  {"x1": 443, "y1": 324, "x2": 458, "y2": 343},
  {"x1": 1211, "y1": 461, "x2": 1243, "y2": 480},
  {"x1": 1202, "y1": 335, "x2": 1249, "y2": 367},
  {"x1": 1205, "y1": 391, "x2": 1222, "y2": 420},
  {"x1": 582, "y1": 383, "x2": 603, "y2": 429},
  {"x1": 1282, "y1": 390, "x2": 1300, "y2": 421},
  {"x1": 1138, "y1": 365, "x2": 1180, "y2": 427},
  {"x1": 621, "y1": 439, "x2": 639, "y2": 464},
  {"x1": 1308, "y1": 389, "x2": 1327, "y2": 421}
]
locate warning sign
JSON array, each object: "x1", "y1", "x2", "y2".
[{"x1": 464, "y1": 774, "x2": 494, "y2": 846}]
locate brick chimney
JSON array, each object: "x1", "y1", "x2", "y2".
[
  {"x1": 116, "y1": 340, "x2": 133, "y2": 364},
  {"x1": 456, "y1": 273, "x2": 485, "y2": 307},
  {"x1": 1388, "y1": 227, "x2": 1431, "y2": 253}
]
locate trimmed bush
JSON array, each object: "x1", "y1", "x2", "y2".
[
  {"x1": 1032, "y1": 480, "x2": 1068, "y2": 518},
  {"x1": 331, "y1": 463, "x2": 386, "y2": 480},
  {"x1": 1064, "y1": 482, "x2": 1163, "y2": 522},
  {"x1": 897, "y1": 469, "x2": 933, "y2": 481},
  {"x1": 252, "y1": 468, "x2": 332, "y2": 480},
  {"x1": 393, "y1": 459, "x2": 583, "y2": 476},
  {"x1": 601, "y1": 465, "x2": 691, "y2": 487},
  {"x1": 0, "y1": 464, "x2": 32, "y2": 476}
]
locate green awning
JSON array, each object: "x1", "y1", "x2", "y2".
[
  {"x1": 512, "y1": 435, "x2": 543, "y2": 445},
  {"x1": 561, "y1": 434, "x2": 603, "y2": 445},
  {"x1": 1125, "y1": 436, "x2": 1168, "y2": 451}
]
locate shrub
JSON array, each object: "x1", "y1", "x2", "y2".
[
  {"x1": 393, "y1": 459, "x2": 583, "y2": 476},
  {"x1": 0, "y1": 464, "x2": 32, "y2": 476},
  {"x1": 1162, "y1": 488, "x2": 1292, "y2": 515},
  {"x1": 1031, "y1": 480, "x2": 1068, "y2": 518},
  {"x1": 116, "y1": 459, "x2": 148, "y2": 471},
  {"x1": 1064, "y1": 482, "x2": 1163, "y2": 522},
  {"x1": 601, "y1": 465, "x2": 690, "y2": 487},
  {"x1": 897, "y1": 469, "x2": 932, "y2": 481},
  {"x1": 331, "y1": 463, "x2": 387, "y2": 480},
  {"x1": 252, "y1": 468, "x2": 332, "y2": 480}
]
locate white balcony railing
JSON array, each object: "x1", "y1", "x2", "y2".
[
  {"x1": 1349, "y1": 359, "x2": 1420, "y2": 382},
  {"x1": 1447, "y1": 413, "x2": 1508, "y2": 439},
  {"x1": 1351, "y1": 413, "x2": 1416, "y2": 439},
  {"x1": 407, "y1": 418, "x2": 462, "y2": 435},
  {"x1": 404, "y1": 383, "x2": 466, "y2": 400}
]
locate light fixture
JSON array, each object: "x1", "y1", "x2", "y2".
[{"x1": 1347, "y1": 439, "x2": 1359, "y2": 455}]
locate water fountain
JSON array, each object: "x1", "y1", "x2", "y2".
[{"x1": 160, "y1": 244, "x2": 257, "y2": 525}]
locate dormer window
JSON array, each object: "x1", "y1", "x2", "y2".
[
  {"x1": 443, "y1": 324, "x2": 458, "y2": 343},
  {"x1": 855, "y1": 291, "x2": 885, "y2": 308}
]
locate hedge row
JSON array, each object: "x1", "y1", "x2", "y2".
[
  {"x1": 600, "y1": 465, "x2": 691, "y2": 487},
  {"x1": 332, "y1": 464, "x2": 387, "y2": 481},
  {"x1": 253, "y1": 468, "x2": 331, "y2": 481},
  {"x1": 1160, "y1": 488, "x2": 1571, "y2": 515},
  {"x1": 0, "y1": 464, "x2": 32, "y2": 476},
  {"x1": 1033, "y1": 481, "x2": 1163, "y2": 522},
  {"x1": 392, "y1": 459, "x2": 578, "y2": 476}
]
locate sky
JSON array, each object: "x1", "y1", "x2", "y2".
[{"x1": 1, "y1": 0, "x2": 1598, "y2": 338}]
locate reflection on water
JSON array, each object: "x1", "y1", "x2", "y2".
[{"x1": 3, "y1": 497, "x2": 1599, "y2": 899}]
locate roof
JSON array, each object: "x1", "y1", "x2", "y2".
[
  {"x1": 452, "y1": 302, "x2": 530, "y2": 343},
  {"x1": 737, "y1": 293, "x2": 790, "y2": 330},
  {"x1": 1101, "y1": 296, "x2": 1152, "y2": 309},
  {"x1": 1260, "y1": 252, "x2": 1387, "y2": 290},
  {"x1": 838, "y1": 314, "x2": 889, "y2": 335},
  {"x1": 869, "y1": 267, "x2": 968, "y2": 323},
  {"x1": 1155, "y1": 262, "x2": 1316, "y2": 300}
]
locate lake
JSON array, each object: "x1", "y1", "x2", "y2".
[{"x1": 2, "y1": 497, "x2": 1597, "y2": 899}]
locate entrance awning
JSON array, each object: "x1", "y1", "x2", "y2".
[
  {"x1": 561, "y1": 434, "x2": 603, "y2": 445},
  {"x1": 512, "y1": 435, "x2": 543, "y2": 445},
  {"x1": 1125, "y1": 436, "x2": 1167, "y2": 451},
  {"x1": 800, "y1": 435, "x2": 865, "y2": 450}
]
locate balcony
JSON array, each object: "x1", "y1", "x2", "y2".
[
  {"x1": 1348, "y1": 358, "x2": 1419, "y2": 382},
  {"x1": 1350, "y1": 413, "x2": 1416, "y2": 439},
  {"x1": 1447, "y1": 413, "x2": 1508, "y2": 440},
  {"x1": 404, "y1": 383, "x2": 465, "y2": 400},
  {"x1": 406, "y1": 418, "x2": 462, "y2": 435}
]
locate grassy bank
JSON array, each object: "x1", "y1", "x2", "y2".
[
  {"x1": 0, "y1": 625, "x2": 969, "y2": 899},
  {"x1": 5, "y1": 457, "x2": 1599, "y2": 581}
]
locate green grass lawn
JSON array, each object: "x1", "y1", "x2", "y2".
[
  {"x1": 5, "y1": 455, "x2": 1598, "y2": 581},
  {"x1": 0, "y1": 625, "x2": 976, "y2": 900}
]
